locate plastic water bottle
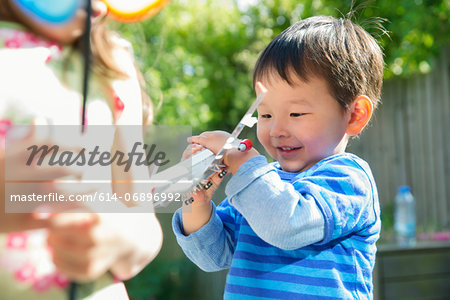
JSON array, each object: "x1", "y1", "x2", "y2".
[{"x1": 394, "y1": 186, "x2": 416, "y2": 246}]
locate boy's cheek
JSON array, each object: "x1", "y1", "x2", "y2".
[{"x1": 256, "y1": 126, "x2": 270, "y2": 148}]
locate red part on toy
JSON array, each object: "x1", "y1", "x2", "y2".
[{"x1": 238, "y1": 139, "x2": 253, "y2": 152}]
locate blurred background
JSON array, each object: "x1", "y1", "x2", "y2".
[{"x1": 113, "y1": 0, "x2": 449, "y2": 299}]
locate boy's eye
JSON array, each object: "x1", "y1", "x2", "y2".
[
  {"x1": 290, "y1": 113, "x2": 303, "y2": 117},
  {"x1": 259, "y1": 114, "x2": 272, "y2": 119}
]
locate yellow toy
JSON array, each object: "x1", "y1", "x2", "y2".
[{"x1": 103, "y1": 0, "x2": 171, "y2": 22}]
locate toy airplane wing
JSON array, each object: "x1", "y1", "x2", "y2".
[
  {"x1": 150, "y1": 91, "x2": 265, "y2": 207},
  {"x1": 148, "y1": 148, "x2": 215, "y2": 195}
]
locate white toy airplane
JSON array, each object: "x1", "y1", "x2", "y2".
[{"x1": 150, "y1": 91, "x2": 266, "y2": 207}]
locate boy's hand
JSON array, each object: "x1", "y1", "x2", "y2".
[
  {"x1": 181, "y1": 134, "x2": 228, "y2": 235},
  {"x1": 187, "y1": 130, "x2": 230, "y2": 154},
  {"x1": 191, "y1": 171, "x2": 225, "y2": 204},
  {"x1": 189, "y1": 130, "x2": 259, "y2": 175},
  {"x1": 181, "y1": 139, "x2": 227, "y2": 206}
]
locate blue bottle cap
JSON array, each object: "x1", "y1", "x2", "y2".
[{"x1": 398, "y1": 185, "x2": 411, "y2": 194}]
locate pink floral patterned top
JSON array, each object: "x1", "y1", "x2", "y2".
[{"x1": 0, "y1": 21, "x2": 127, "y2": 300}]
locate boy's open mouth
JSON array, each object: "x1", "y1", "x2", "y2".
[{"x1": 277, "y1": 146, "x2": 301, "y2": 156}]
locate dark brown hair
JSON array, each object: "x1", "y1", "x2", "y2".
[{"x1": 253, "y1": 16, "x2": 384, "y2": 110}]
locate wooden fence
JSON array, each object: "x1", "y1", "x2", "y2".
[{"x1": 348, "y1": 47, "x2": 450, "y2": 231}]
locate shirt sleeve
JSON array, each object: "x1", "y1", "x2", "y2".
[
  {"x1": 293, "y1": 156, "x2": 380, "y2": 245},
  {"x1": 225, "y1": 156, "x2": 325, "y2": 250},
  {"x1": 171, "y1": 201, "x2": 235, "y2": 272}
]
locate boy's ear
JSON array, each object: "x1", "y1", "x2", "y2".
[{"x1": 346, "y1": 95, "x2": 373, "y2": 136}]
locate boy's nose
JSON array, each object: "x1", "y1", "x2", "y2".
[{"x1": 270, "y1": 119, "x2": 289, "y2": 138}]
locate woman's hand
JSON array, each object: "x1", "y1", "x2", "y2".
[
  {"x1": 0, "y1": 126, "x2": 81, "y2": 233},
  {"x1": 47, "y1": 211, "x2": 162, "y2": 282}
]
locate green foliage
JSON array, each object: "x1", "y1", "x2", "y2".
[
  {"x1": 117, "y1": 0, "x2": 448, "y2": 132},
  {"x1": 239, "y1": 0, "x2": 449, "y2": 79},
  {"x1": 125, "y1": 258, "x2": 197, "y2": 300},
  {"x1": 379, "y1": 201, "x2": 395, "y2": 243},
  {"x1": 350, "y1": 0, "x2": 449, "y2": 78},
  {"x1": 118, "y1": 1, "x2": 257, "y2": 132}
]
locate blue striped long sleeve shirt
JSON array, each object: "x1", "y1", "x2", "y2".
[{"x1": 172, "y1": 153, "x2": 381, "y2": 299}]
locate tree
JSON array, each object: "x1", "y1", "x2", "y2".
[{"x1": 118, "y1": 0, "x2": 448, "y2": 132}]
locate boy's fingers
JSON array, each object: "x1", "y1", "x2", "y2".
[
  {"x1": 187, "y1": 169, "x2": 228, "y2": 205},
  {"x1": 188, "y1": 132, "x2": 213, "y2": 145},
  {"x1": 181, "y1": 144, "x2": 203, "y2": 161},
  {"x1": 191, "y1": 144, "x2": 204, "y2": 153},
  {"x1": 202, "y1": 169, "x2": 228, "y2": 197},
  {"x1": 217, "y1": 168, "x2": 228, "y2": 179},
  {"x1": 211, "y1": 169, "x2": 227, "y2": 185},
  {"x1": 187, "y1": 135, "x2": 201, "y2": 143},
  {"x1": 181, "y1": 145, "x2": 193, "y2": 161},
  {"x1": 188, "y1": 136, "x2": 202, "y2": 145}
]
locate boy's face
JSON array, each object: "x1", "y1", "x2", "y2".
[{"x1": 256, "y1": 75, "x2": 351, "y2": 173}]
